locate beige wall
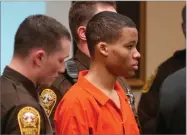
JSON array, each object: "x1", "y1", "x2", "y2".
[
  {"x1": 133, "y1": 1, "x2": 186, "y2": 108},
  {"x1": 146, "y1": 1, "x2": 186, "y2": 79},
  {"x1": 46, "y1": 1, "x2": 72, "y2": 59}
]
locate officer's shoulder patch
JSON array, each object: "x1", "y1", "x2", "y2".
[
  {"x1": 17, "y1": 106, "x2": 40, "y2": 135},
  {"x1": 141, "y1": 68, "x2": 158, "y2": 93},
  {"x1": 40, "y1": 88, "x2": 57, "y2": 116}
]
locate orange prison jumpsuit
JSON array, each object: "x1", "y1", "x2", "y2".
[{"x1": 54, "y1": 70, "x2": 139, "y2": 134}]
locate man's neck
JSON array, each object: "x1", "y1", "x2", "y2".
[
  {"x1": 8, "y1": 57, "x2": 36, "y2": 86},
  {"x1": 85, "y1": 61, "x2": 117, "y2": 92},
  {"x1": 77, "y1": 41, "x2": 90, "y2": 58},
  {"x1": 75, "y1": 49, "x2": 90, "y2": 69}
]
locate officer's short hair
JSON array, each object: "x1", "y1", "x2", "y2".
[
  {"x1": 86, "y1": 11, "x2": 136, "y2": 57},
  {"x1": 69, "y1": 1, "x2": 117, "y2": 43},
  {"x1": 14, "y1": 14, "x2": 71, "y2": 57}
]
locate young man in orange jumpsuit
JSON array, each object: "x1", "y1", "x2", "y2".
[{"x1": 55, "y1": 11, "x2": 141, "y2": 134}]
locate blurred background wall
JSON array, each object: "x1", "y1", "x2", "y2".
[{"x1": 1, "y1": 2, "x2": 46, "y2": 74}]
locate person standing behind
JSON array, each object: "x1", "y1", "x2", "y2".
[
  {"x1": 1, "y1": 14, "x2": 71, "y2": 135},
  {"x1": 137, "y1": 5, "x2": 186, "y2": 134},
  {"x1": 55, "y1": 11, "x2": 140, "y2": 134},
  {"x1": 156, "y1": 67, "x2": 186, "y2": 134}
]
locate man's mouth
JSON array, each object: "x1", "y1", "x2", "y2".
[
  {"x1": 132, "y1": 62, "x2": 138, "y2": 70},
  {"x1": 132, "y1": 65, "x2": 138, "y2": 70}
]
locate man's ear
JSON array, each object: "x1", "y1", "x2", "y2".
[
  {"x1": 77, "y1": 26, "x2": 86, "y2": 41},
  {"x1": 32, "y1": 50, "x2": 46, "y2": 66},
  {"x1": 97, "y1": 42, "x2": 109, "y2": 57}
]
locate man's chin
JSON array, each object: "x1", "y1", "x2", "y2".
[
  {"x1": 39, "y1": 82, "x2": 52, "y2": 88},
  {"x1": 121, "y1": 71, "x2": 136, "y2": 78}
]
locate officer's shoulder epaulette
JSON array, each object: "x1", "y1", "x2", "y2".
[{"x1": 141, "y1": 68, "x2": 158, "y2": 93}]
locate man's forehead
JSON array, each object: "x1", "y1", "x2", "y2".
[
  {"x1": 60, "y1": 38, "x2": 70, "y2": 48},
  {"x1": 59, "y1": 38, "x2": 70, "y2": 56},
  {"x1": 121, "y1": 27, "x2": 138, "y2": 34},
  {"x1": 116, "y1": 27, "x2": 138, "y2": 42}
]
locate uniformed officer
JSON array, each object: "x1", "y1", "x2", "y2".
[
  {"x1": 1, "y1": 14, "x2": 71, "y2": 135},
  {"x1": 137, "y1": 5, "x2": 186, "y2": 134},
  {"x1": 39, "y1": 1, "x2": 141, "y2": 131}
]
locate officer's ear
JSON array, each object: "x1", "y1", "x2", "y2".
[
  {"x1": 33, "y1": 50, "x2": 46, "y2": 66},
  {"x1": 77, "y1": 26, "x2": 86, "y2": 41},
  {"x1": 97, "y1": 42, "x2": 109, "y2": 57}
]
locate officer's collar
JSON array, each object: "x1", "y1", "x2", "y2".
[
  {"x1": 77, "y1": 70, "x2": 128, "y2": 105},
  {"x1": 75, "y1": 49, "x2": 90, "y2": 68},
  {"x1": 2, "y1": 66, "x2": 39, "y2": 101}
]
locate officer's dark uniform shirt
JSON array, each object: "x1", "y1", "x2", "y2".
[
  {"x1": 1, "y1": 66, "x2": 53, "y2": 135},
  {"x1": 39, "y1": 49, "x2": 140, "y2": 131},
  {"x1": 137, "y1": 49, "x2": 186, "y2": 134}
]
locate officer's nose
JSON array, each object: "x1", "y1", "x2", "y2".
[{"x1": 59, "y1": 65, "x2": 65, "y2": 74}]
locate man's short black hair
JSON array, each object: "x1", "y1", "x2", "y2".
[
  {"x1": 86, "y1": 11, "x2": 136, "y2": 56},
  {"x1": 14, "y1": 14, "x2": 71, "y2": 57}
]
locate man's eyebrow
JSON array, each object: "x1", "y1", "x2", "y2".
[
  {"x1": 124, "y1": 40, "x2": 137, "y2": 45},
  {"x1": 128, "y1": 41, "x2": 137, "y2": 44}
]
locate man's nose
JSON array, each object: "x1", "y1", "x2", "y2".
[{"x1": 133, "y1": 48, "x2": 141, "y2": 59}]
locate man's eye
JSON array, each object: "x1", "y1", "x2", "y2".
[{"x1": 127, "y1": 45, "x2": 133, "y2": 49}]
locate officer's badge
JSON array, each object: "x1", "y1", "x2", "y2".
[
  {"x1": 40, "y1": 89, "x2": 57, "y2": 116},
  {"x1": 141, "y1": 68, "x2": 158, "y2": 93},
  {"x1": 17, "y1": 106, "x2": 40, "y2": 135}
]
